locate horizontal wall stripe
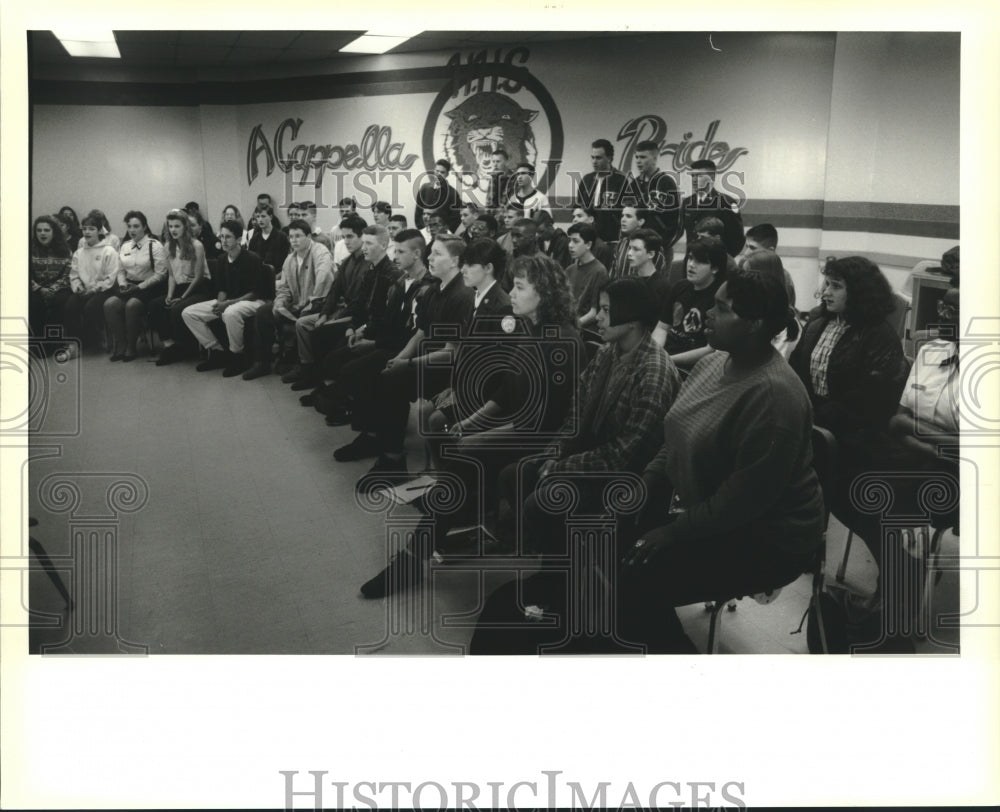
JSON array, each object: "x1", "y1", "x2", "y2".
[
  {"x1": 30, "y1": 63, "x2": 526, "y2": 106},
  {"x1": 550, "y1": 196, "x2": 957, "y2": 240}
]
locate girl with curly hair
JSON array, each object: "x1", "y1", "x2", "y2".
[
  {"x1": 29, "y1": 215, "x2": 73, "y2": 343},
  {"x1": 789, "y1": 255, "x2": 907, "y2": 446}
]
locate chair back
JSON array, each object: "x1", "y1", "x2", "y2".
[{"x1": 886, "y1": 291, "x2": 910, "y2": 341}]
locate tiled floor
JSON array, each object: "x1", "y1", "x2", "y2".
[{"x1": 25, "y1": 346, "x2": 961, "y2": 656}]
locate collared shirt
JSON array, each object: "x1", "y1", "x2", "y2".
[
  {"x1": 473, "y1": 280, "x2": 497, "y2": 310},
  {"x1": 118, "y1": 235, "x2": 168, "y2": 288},
  {"x1": 810, "y1": 317, "x2": 850, "y2": 397}
]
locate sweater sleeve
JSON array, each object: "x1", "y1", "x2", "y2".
[
  {"x1": 100, "y1": 249, "x2": 121, "y2": 291},
  {"x1": 309, "y1": 244, "x2": 335, "y2": 306},
  {"x1": 70, "y1": 251, "x2": 82, "y2": 293},
  {"x1": 667, "y1": 384, "x2": 808, "y2": 544},
  {"x1": 273, "y1": 258, "x2": 291, "y2": 311}
]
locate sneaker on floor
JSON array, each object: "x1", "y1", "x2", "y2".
[
  {"x1": 196, "y1": 349, "x2": 229, "y2": 372},
  {"x1": 222, "y1": 354, "x2": 250, "y2": 377},
  {"x1": 333, "y1": 432, "x2": 381, "y2": 462},
  {"x1": 355, "y1": 454, "x2": 410, "y2": 495},
  {"x1": 360, "y1": 551, "x2": 423, "y2": 599},
  {"x1": 242, "y1": 362, "x2": 271, "y2": 381},
  {"x1": 55, "y1": 344, "x2": 79, "y2": 361}
]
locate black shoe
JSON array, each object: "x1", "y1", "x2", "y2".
[
  {"x1": 333, "y1": 433, "x2": 381, "y2": 462},
  {"x1": 360, "y1": 551, "x2": 423, "y2": 599},
  {"x1": 355, "y1": 454, "x2": 409, "y2": 495},
  {"x1": 155, "y1": 345, "x2": 182, "y2": 366},
  {"x1": 299, "y1": 391, "x2": 319, "y2": 407},
  {"x1": 222, "y1": 354, "x2": 249, "y2": 377},
  {"x1": 122, "y1": 355, "x2": 137, "y2": 363},
  {"x1": 109, "y1": 353, "x2": 124, "y2": 362},
  {"x1": 290, "y1": 375, "x2": 320, "y2": 391},
  {"x1": 325, "y1": 408, "x2": 353, "y2": 427},
  {"x1": 274, "y1": 353, "x2": 296, "y2": 376},
  {"x1": 281, "y1": 362, "x2": 309, "y2": 384},
  {"x1": 242, "y1": 362, "x2": 271, "y2": 381},
  {"x1": 196, "y1": 350, "x2": 229, "y2": 372}
]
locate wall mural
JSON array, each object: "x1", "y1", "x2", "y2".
[{"x1": 423, "y1": 48, "x2": 564, "y2": 196}]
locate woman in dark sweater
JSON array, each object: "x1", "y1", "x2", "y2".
[
  {"x1": 620, "y1": 265, "x2": 822, "y2": 653},
  {"x1": 789, "y1": 256, "x2": 906, "y2": 456},
  {"x1": 29, "y1": 215, "x2": 73, "y2": 344}
]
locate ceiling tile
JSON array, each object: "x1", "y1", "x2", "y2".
[{"x1": 289, "y1": 31, "x2": 366, "y2": 50}]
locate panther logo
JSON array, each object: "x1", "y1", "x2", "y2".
[{"x1": 441, "y1": 92, "x2": 539, "y2": 190}]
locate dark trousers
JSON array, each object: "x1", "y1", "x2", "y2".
[
  {"x1": 252, "y1": 304, "x2": 297, "y2": 366},
  {"x1": 29, "y1": 287, "x2": 73, "y2": 339},
  {"x1": 64, "y1": 290, "x2": 114, "y2": 348},
  {"x1": 618, "y1": 522, "x2": 819, "y2": 652},
  {"x1": 372, "y1": 361, "x2": 451, "y2": 454},
  {"x1": 148, "y1": 282, "x2": 213, "y2": 345}
]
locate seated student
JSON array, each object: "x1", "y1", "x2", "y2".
[
  {"x1": 466, "y1": 279, "x2": 682, "y2": 647},
  {"x1": 282, "y1": 224, "x2": 397, "y2": 389},
  {"x1": 497, "y1": 205, "x2": 519, "y2": 258},
  {"x1": 469, "y1": 213, "x2": 498, "y2": 241},
  {"x1": 247, "y1": 204, "x2": 291, "y2": 271},
  {"x1": 307, "y1": 229, "x2": 433, "y2": 423},
  {"x1": 187, "y1": 209, "x2": 220, "y2": 261},
  {"x1": 608, "y1": 206, "x2": 661, "y2": 280},
  {"x1": 66, "y1": 212, "x2": 120, "y2": 351},
  {"x1": 628, "y1": 228, "x2": 673, "y2": 319},
  {"x1": 456, "y1": 201, "x2": 480, "y2": 240},
  {"x1": 570, "y1": 205, "x2": 614, "y2": 269},
  {"x1": 300, "y1": 200, "x2": 333, "y2": 252},
  {"x1": 332, "y1": 233, "x2": 474, "y2": 477},
  {"x1": 651, "y1": 236, "x2": 726, "y2": 368},
  {"x1": 421, "y1": 211, "x2": 447, "y2": 262},
  {"x1": 29, "y1": 215, "x2": 73, "y2": 345},
  {"x1": 618, "y1": 265, "x2": 822, "y2": 653},
  {"x1": 242, "y1": 219, "x2": 334, "y2": 381},
  {"x1": 738, "y1": 249, "x2": 801, "y2": 359},
  {"x1": 733, "y1": 222, "x2": 796, "y2": 309},
  {"x1": 788, "y1": 256, "x2": 906, "y2": 457},
  {"x1": 285, "y1": 215, "x2": 368, "y2": 386},
  {"x1": 56, "y1": 205, "x2": 84, "y2": 249},
  {"x1": 104, "y1": 210, "x2": 168, "y2": 361},
  {"x1": 329, "y1": 197, "x2": 358, "y2": 269},
  {"x1": 422, "y1": 238, "x2": 512, "y2": 440},
  {"x1": 150, "y1": 209, "x2": 213, "y2": 366},
  {"x1": 564, "y1": 222, "x2": 609, "y2": 330},
  {"x1": 533, "y1": 210, "x2": 570, "y2": 268},
  {"x1": 360, "y1": 253, "x2": 583, "y2": 598},
  {"x1": 181, "y1": 220, "x2": 267, "y2": 376},
  {"x1": 387, "y1": 213, "x2": 407, "y2": 239},
  {"x1": 219, "y1": 204, "x2": 245, "y2": 236},
  {"x1": 81, "y1": 208, "x2": 121, "y2": 251}
]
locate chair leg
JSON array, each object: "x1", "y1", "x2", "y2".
[
  {"x1": 706, "y1": 601, "x2": 726, "y2": 654},
  {"x1": 922, "y1": 526, "x2": 946, "y2": 620},
  {"x1": 835, "y1": 529, "x2": 854, "y2": 583}
]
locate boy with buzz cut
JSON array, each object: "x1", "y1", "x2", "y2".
[{"x1": 333, "y1": 233, "x2": 474, "y2": 480}]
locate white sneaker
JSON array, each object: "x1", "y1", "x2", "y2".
[{"x1": 56, "y1": 344, "x2": 78, "y2": 361}]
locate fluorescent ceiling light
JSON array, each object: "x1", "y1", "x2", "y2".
[
  {"x1": 51, "y1": 29, "x2": 120, "y2": 58},
  {"x1": 340, "y1": 30, "x2": 421, "y2": 54}
]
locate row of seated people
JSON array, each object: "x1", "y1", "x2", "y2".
[{"x1": 30, "y1": 200, "x2": 959, "y2": 651}]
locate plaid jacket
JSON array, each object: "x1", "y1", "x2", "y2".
[{"x1": 552, "y1": 332, "x2": 680, "y2": 473}]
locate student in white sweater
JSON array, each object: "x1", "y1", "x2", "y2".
[{"x1": 65, "y1": 213, "x2": 121, "y2": 350}]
